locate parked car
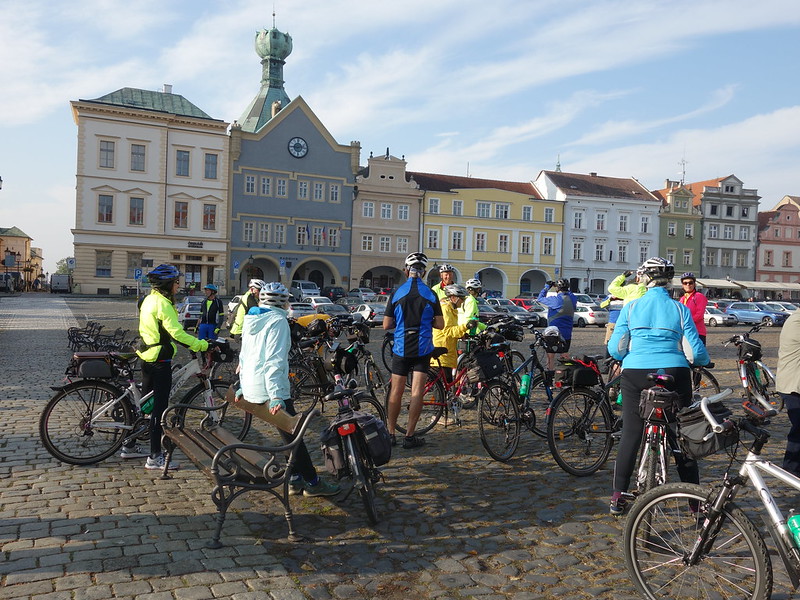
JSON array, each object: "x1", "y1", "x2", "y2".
[
  {"x1": 487, "y1": 298, "x2": 540, "y2": 327},
  {"x1": 763, "y1": 301, "x2": 798, "y2": 313},
  {"x1": 373, "y1": 287, "x2": 394, "y2": 296},
  {"x1": 321, "y1": 286, "x2": 346, "y2": 301},
  {"x1": 709, "y1": 299, "x2": 735, "y2": 311},
  {"x1": 481, "y1": 290, "x2": 503, "y2": 299},
  {"x1": 349, "y1": 287, "x2": 377, "y2": 301},
  {"x1": 314, "y1": 303, "x2": 353, "y2": 325},
  {"x1": 510, "y1": 297, "x2": 550, "y2": 324},
  {"x1": 572, "y1": 293, "x2": 597, "y2": 308},
  {"x1": 724, "y1": 301, "x2": 788, "y2": 326},
  {"x1": 573, "y1": 305, "x2": 609, "y2": 327},
  {"x1": 336, "y1": 297, "x2": 362, "y2": 311},
  {"x1": 301, "y1": 296, "x2": 334, "y2": 309},
  {"x1": 287, "y1": 302, "x2": 315, "y2": 320},
  {"x1": 353, "y1": 302, "x2": 386, "y2": 327},
  {"x1": 475, "y1": 298, "x2": 501, "y2": 323},
  {"x1": 176, "y1": 296, "x2": 204, "y2": 329},
  {"x1": 704, "y1": 306, "x2": 736, "y2": 327},
  {"x1": 510, "y1": 297, "x2": 539, "y2": 310},
  {"x1": 290, "y1": 280, "x2": 320, "y2": 301}
]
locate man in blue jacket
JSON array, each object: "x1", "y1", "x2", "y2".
[{"x1": 537, "y1": 279, "x2": 577, "y2": 371}]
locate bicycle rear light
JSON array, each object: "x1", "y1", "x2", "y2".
[{"x1": 337, "y1": 423, "x2": 356, "y2": 436}]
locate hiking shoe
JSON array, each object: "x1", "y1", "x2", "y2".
[
  {"x1": 609, "y1": 492, "x2": 629, "y2": 517},
  {"x1": 144, "y1": 454, "x2": 179, "y2": 471},
  {"x1": 402, "y1": 435, "x2": 426, "y2": 449},
  {"x1": 119, "y1": 444, "x2": 149, "y2": 459},
  {"x1": 288, "y1": 477, "x2": 304, "y2": 496},
  {"x1": 390, "y1": 434, "x2": 397, "y2": 447},
  {"x1": 303, "y1": 478, "x2": 340, "y2": 497}
]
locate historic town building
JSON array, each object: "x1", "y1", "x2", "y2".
[
  {"x1": 652, "y1": 180, "x2": 703, "y2": 276},
  {"x1": 755, "y1": 195, "x2": 800, "y2": 297}
]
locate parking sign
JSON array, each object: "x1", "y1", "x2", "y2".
[{"x1": 134, "y1": 268, "x2": 142, "y2": 280}]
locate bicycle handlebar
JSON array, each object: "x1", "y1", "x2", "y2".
[{"x1": 698, "y1": 388, "x2": 735, "y2": 433}]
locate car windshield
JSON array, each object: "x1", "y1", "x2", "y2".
[
  {"x1": 505, "y1": 304, "x2": 527, "y2": 313},
  {"x1": 574, "y1": 294, "x2": 593, "y2": 303},
  {"x1": 706, "y1": 307, "x2": 723, "y2": 314},
  {"x1": 322, "y1": 305, "x2": 348, "y2": 314}
]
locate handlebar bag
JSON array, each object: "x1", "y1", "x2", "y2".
[
  {"x1": 677, "y1": 402, "x2": 737, "y2": 459},
  {"x1": 738, "y1": 338, "x2": 762, "y2": 361}
]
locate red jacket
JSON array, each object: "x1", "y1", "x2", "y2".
[{"x1": 679, "y1": 290, "x2": 708, "y2": 336}]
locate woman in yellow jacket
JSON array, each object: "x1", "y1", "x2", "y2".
[{"x1": 433, "y1": 284, "x2": 478, "y2": 375}]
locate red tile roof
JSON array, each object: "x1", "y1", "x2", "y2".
[
  {"x1": 542, "y1": 171, "x2": 659, "y2": 202},
  {"x1": 409, "y1": 172, "x2": 541, "y2": 197}
]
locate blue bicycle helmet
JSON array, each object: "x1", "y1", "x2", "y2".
[
  {"x1": 204, "y1": 283, "x2": 218, "y2": 292},
  {"x1": 147, "y1": 264, "x2": 180, "y2": 281}
]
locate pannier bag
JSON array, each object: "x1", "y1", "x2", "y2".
[
  {"x1": 638, "y1": 386, "x2": 682, "y2": 423},
  {"x1": 556, "y1": 365, "x2": 599, "y2": 388},
  {"x1": 320, "y1": 411, "x2": 392, "y2": 477},
  {"x1": 67, "y1": 354, "x2": 115, "y2": 379},
  {"x1": 320, "y1": 427, "x2": 346, "y2": 478},
  {"x1": 677, "y1": 401, "x2": 738, "y2": 459},
  {"x1": 463, "y1": 350, "x2": 505, "y2": 383},
  {"x1": 738, "y1": 338, "x2": 762, "y2": 361}
]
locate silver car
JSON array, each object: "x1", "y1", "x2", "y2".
[
  {"x1": 354, "y1": 303, "x2": 386, "y2": 327},
  {"x1": 287, "y1": 302, "x2": 315, "y2": 320}
]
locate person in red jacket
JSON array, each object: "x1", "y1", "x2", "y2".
[{"x1": 679, "y1": 272, "x2": 708, "y2": 344}]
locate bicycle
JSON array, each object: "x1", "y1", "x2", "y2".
[
  {"x1": 724, "y1": 322, "x2": 777, "y2": 408},
  {"x1": 692, "y1": 361, "x2": 720, "y2": 395},
  {"x1": 39, "y1": 340, "x2": 249, "y2": 465},
  {"x1": 622, "y1": 391, "x2": 792, "y2": 600}
]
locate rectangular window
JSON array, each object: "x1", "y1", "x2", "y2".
[
  {"x1": 685, "y1": 223, "x2": 694, "y2": 238},
  {"x1": 95, "y1": 250, "x2": 112, "y2": 277},
  {"x1": 618, "y1": 244, "x2": 627, "y2": 263},
  {"x1": 742, "y1": 207, "x2": 749, "y2": 218},
  {"x1": 619, "y1": 214, "x2": 628, "y2": 233},
  {"x1": 764, "y1": 250, "x2": 773, "y2": 266},
  {"x1": 126, "y1": 252, "x2": 142, "y2": 279},
  {"x1": 542, "y1": 236, "x2": 553, "y2": 255},
  {"x1": 709, "y1": 224, "x2": 718, "y2": 238},
  {"x1": 397, "y1": 237, "x2": 408, "y2": 253},
  {"x1": 297, "y1": 226, "x2": 309, "y2": 246},
  {"x1": 522, "y1": 206, "x2": 532, "y2": 221},
  {"x1": 736, "y1": 251, "x2": 747, "y2": 268},
  {"x1": 706, "y1": 249, "x2": 717, "y2": 266},
  {"x1": 475, "y1": 232, "x2": 486, "y2": 252},
  {"x1": 129, "y1": 197, "x2": 143, "y2": 225},
  {"x1": 381, "y1": 203, "x2": 392, "y2": 219},
  {"x1": 723, "y1": 225, "x2": 734, "y2": 240},
  {"x1": 453, "y1": 200, "x2": 463, "y2": 216},
  {"x1": 709, "y1": 204, "x2": 718, "y2": 216},
  {"x1": 639, "y1": 245, "x2": 649, "y2": 264},
  {"x1": 258, "y1": 222, "x2": 269, "y2": 243},
  {"x1": 775, "y1": 227, "x2": 781, "y2": 237},
  {"x1": 738, "y1": 227, "x2": 749, "y2": 241},
  {"x1": 130, "y1": 144, "x2": 145, "y2": 171},
  {"x1": 596, "y1": 213, "x2": 606, "y2": 231},
  {"x1": 361, "y1": 235, "x2": 374, "y2": 252},
  {"x1": 274, "y1": 224, "x2": 285, "y2": 244},
  {"x1": 174, "y1": 201, "x2": 188, "y2": 228},
  {"x1": 683, "y1": 250, "x2": 692, "y2": 266},
  {"x1": 329, "y1": 184, "x2": 340, "y2": 203},
  {"x1": 260, "y1": 176, "x2": 271, "y2": 195},
  {"x1": 452, "y1": 231, "x2": 463, "y2": 251},
  {"x1": 573, "y1": 211, "x2": 584, "y2": 229},
  {"x1": 379, "y1": 236, "x2": 391, "y2": 252},
  {"x1": 640, "y1": 216, "x2": 650, "y2": 234},
  {"x1": 783, "y1": 251, "x2": 792, "y2": 268},
  {"x1": 668, "y1": 222, "x2": 676, "y2": 236},
  {"x1": 595, "y1": 243, "x2": 605, "y2": 262},
  {"x1": 243, "y1": 221, "x2": 254, "y2": 243},
  {"x1": 724, "y1": 184, "x2": 735, "y2": 193},
  {"x1": 477, "y1": 202, "x2": 490, "y2": 218},
  {"x1": 313, "y1": 227, "x2": 324, "y2": 246},
  {"x1": 99, "y1": 140, "x2": 115, "y2": 168},
  {"x1": 726, "y1": 205, "x2": 734, "y2": 217},
  {"x1": 429, "y1": 197, "x2": 440, "y2": 214},
  {"x1": 495, "y1": 204, "x2": 509, "y2": 219},
  {"x1": 398, "y1": 204, "x2": 409, "y2": 220},
  {"x1": 202, "y1": 204, "x2": 216, "y2": 231},
  {"x1": 498, "y1": 234, "x2": 509, "y2": 253},
  {"x1": 362, "y1": 201, "x2": 374, "y2": 218},
  {"x1": 98, "y1": 194, "x2": 113, "y2": 223},
  {"x1": 204, "y1": 153, "x2": 218, "y2": 179},
  {"x1": 327, "y1": 227, "x2": 339, "y2": 247},
  {"x1": 277, "y1": 179, "x2": 287, "y2": 197},
  {"x1": 245, "y1": 175, "x2": 255, "y2": 194},
  {"x1": 298, "y1": 181, "x2": 309, "y2": 200},
  {"x1": 521, "y1": 235, "x2": 531, "y2": 254},
  {"x1": 314, "y1": 182, "x2": 324, "y2": 201},
  {"x1": 176, "y1": 149, "x2": 190, "y2": 176},
  {"x1": 544, "y1": 207, "x2": 554, "y2": 223},
  {"x1": 427, "y1": 229, "x2": 439, "y2": 249},
  {"x1": 721, "y1": 250, "x2": 732, "y2": 267},
  {"x1": 667, "y1": 249, "x2": 676, "y2": 263},
  {"x1": 572, "y1": 241, "x2": 583, "y2": 261}
]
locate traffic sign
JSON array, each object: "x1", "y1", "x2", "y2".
[
  {"x1": 233, "y1": 260, "x2": 240, "y2": 269},
  {"x1": 134, "y1": 268, "x2": 143, "y2": 280},
  {"x1": 66, "y1": 257, "x2": 76, "y2": 269},
  {"x1": 279, "y1": 258, "x2": 286, "y2": 268}
]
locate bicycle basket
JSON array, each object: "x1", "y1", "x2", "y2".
[
  {"x1": 677, "y1": 401, "x2": 738, "y2": 459},
  {"x1": 463, "y1": 350, "x2": 505, "y2": 383},
  {"x1": 738, "y1": 338, "x2": 762, "y2": 361},
  {"x1": 555, "y1": 365, "x2": 599, "y2": 388},
  {"x1": 638, "y1": 386, "x2": 681, "y2": 423}
]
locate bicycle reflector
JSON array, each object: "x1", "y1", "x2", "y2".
[{"x1": 337, "y1": 422, "x2": 357, "y2": 436}]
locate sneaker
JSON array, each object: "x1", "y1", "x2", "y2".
[
  {"x1": 402, "y1": 435, "x2": 426, "y2": 449},
  {"x1": 288, "y1": 477, "x2": 304, "y2": 496},
  {"x1": 609, "y1": 492, "x2": 628, "y2": 517},
  {"x1": 303, "y1": 478, "x2": 341, "y2": 497},
  {"x1": 144, "y1": 454, "x2": 179, "y2": 471},
  {"x1": 119, "y1": 444, "x2": 149, "y2": 459}
]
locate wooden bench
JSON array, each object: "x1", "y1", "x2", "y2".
[{"x1": 160, "y1": 402, "x2": 319, "y2": 548}]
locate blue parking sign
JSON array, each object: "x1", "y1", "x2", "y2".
[{"x1": 134, "y1": 268, "x2": 143, "y2": 280}]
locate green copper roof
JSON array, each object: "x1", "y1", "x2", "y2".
[
  {"x1": 0, "y1": 226, "x2": 32, "y2": 239},
  {"x1": 82, "y1": 88, "x2": 215, "y2": 120},
  {"x1": 239, "y1": 27, "x2": 293, "y2": 133}
]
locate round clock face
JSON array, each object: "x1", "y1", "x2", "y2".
[{"x1": 288, "y1": 137, "x2": 308, "y2": 158}]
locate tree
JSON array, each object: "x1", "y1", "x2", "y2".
[{"x1": 55, "y1": 258, "x2": 72, "y2": 274}]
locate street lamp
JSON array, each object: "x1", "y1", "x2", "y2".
[{"x1": 586, "y1": 267, "x2": 592, "y2": 294}]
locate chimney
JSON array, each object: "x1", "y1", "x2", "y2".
[
  {"x1": 162, "y1": 84, "x2": 173, "y2": 94},
  {"x1": 590, "y1": 172, "x2": 597, "y2": 177}
]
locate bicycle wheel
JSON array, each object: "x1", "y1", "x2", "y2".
[
  {"x1": 744, "y1": 363, "x2": 770, "y2": 405},
  {"x1": 547, "y1": 388, "x2": 614, "y2": 476},
  {"x1": 39, "y1": 380, "x2": 132, "y2": 465},
  {"x1": 288, "y1": 363, "x2": 326, "y2": 415},
  {"x1": 344, "y1": 433, "x2": 378, "y2": 525},
  {"x1": 381, "y1": 334, "x2": 393, "y2": 374},
  {"x1": 384, "y1": 369, "x2": 445, "y2": 435},
  {"x1": 352, "y1": 391, "x2": 387, "y2": 422},
  {"x1": 478, "y1": 381, "x2": 521, "y2": 462},
  {"x1": 692, "y1": 367, "x2": 720, "y2": 396},
  {"x1": 363, "y1": 357, "x2": 386, "y2": 402},
  {"x1": 524, "y1": 373, "x2": 552, "y2": 438},
  {"x1": 624, "y1": 482, "x2": 771, "y2": 600},
  {"x1": 209, "y1": 355, "x2": 239, "y2": 384},
  {"x1": 180, "y1": 380, "x2": 252, "y2": 441}
]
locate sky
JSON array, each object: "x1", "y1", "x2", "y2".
[{"x1": 2, "y1": 0, "x2": 800, "y2": 274}]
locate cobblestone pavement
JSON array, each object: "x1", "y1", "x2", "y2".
[{"x1": 1, "y1": 293, "x2": 799, "y2": 599}]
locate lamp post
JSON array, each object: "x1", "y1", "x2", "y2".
[{"x1": 585, "y1": 267, "x2": 592, "y2": 294}]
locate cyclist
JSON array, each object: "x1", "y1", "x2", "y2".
[
  {"x1": 433, "y1": 284, "x2": 476, "y2": 373},
  {"x1": 129, "y1": 264, "x2": 209, "y2": 469},
  {"x1": 678, "y1": 272, "x2": 708, "y2": 345},
  {"x1": 607, "y1": 269, "x2": 646, "y2": 304},
  {"x1": 537, "y1": 279, "x2": 577, "y2": 371},
  {"x1": 237, "y1": 282, "x2": 340, "y2": 497},
  {"x1": 197, "y1": 283, "x2": 224, "y2": 340},
  {"x1": 607, "y1": 257, "x2": 710, "y2": 516},
  {"x1": 431, "y1": 263, "x2": 456, "y2": 300},
  {"x1": 229, "y1": 278, "x2": 265, "y2": 339},
  {"x1": 460, "y1": 278, "x2": 486, "y2": 333},
  {"x1": 384, "y1": 252, "x2": 444, "y2": 449}
]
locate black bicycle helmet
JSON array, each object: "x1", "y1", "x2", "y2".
[
  {"x1": 680, "y1": 272, "x2": 696, "y2": 282},
  {"x1": 556, "y1": 278, "x2": 570, "y2": 291}
]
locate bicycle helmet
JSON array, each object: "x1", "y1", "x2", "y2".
[
  {"x1": 444, "y1": 283, "x2": 468, "y2": 298},
  {"x1": 259, "y1": 282, "x2": 290, "y2": 307},
  {"x1": 204, "y1": 283, "x2": 218, "y2": 292},
  {"x1": 147, "y1": 263, "x2": 180, "y2": 281},
  {"x1": 404, "y1": 252, "x2": 428, "y2": 271},
  {"x1": 247, "y1": 278, "x2": 266, "y2": 290},
  {"x1": 556, "y1": 278, "x2": 570, "y2": 291},
  {"x1": 542, "y1": 326, "x2": 566, "y2": 353},
  {"x1": 465, "y1": 278, "x2": 482, "y2": 290},
  {"x1": 439, "y1": 263, "x2": 455, "y2": 273},
  {"x1": 680, "y1": 272, "x2": 696, "y2": 283},
  {"x1": 638, "y1": 257, "x2": 675, "y2": 287}
]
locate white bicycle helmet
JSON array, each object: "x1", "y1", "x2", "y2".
[
  {"x1": 248, "y1": 278, "x2": 266, "y2": 290},
  {"x1": 404, "y1": 252, "x2": 428, "y2": 270},
  {"x1": 465, "y1": 278, "x2": 482, "y2": 290},
  {"x1": 638, "y1": 257, "x2": 675, "y2": 287},
  {"x1": 259, "y1": 282, "x2": 290, "y2": 307},
  {"x1": 444, "y1": 284, "x2": 468, "y2": 297},
  {"x1": 438, "y1": 263, "x2": 455, "y2": 273}
]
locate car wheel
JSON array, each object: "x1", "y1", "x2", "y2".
[
  {"x1": 762, "y1": 316, "x2": 774, "y2": 327},
  {"x1": 576, "y1": 318, "x2": 586, "y2": 328},
  {"x1": 708, "y1": 318, "x2": 718, "y2": 327}
]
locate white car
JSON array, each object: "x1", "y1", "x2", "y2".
[
  {"x1": 572, "y1": 293, "x2": 598, "y2": 308},
  {"x1": 287, "y1": 302, "x2": 315, "y2": 319},
  {"x1": 353, "y1": 303, "x2": 386, "y2": 327},
  {"x1": 704, "y1": 306, "x2": 736, "y2": 327},
  {"x1": 573, "y1": 305, "x2": 609, "y2": 327},
  {"x1": 349, "y1": 287, "x2": 377, "y2": 301},
  {"x1": 301, "y1": 296, "x2": 334, "y2": 309},
  {"x1": 176, "y1": 296, "x2": 204, "y2": 329}
]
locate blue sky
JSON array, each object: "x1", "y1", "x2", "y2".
[{"x1": 2, "y1": 0, "x2": 800, "y2": 273}]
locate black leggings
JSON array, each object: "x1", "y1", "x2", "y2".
[
  {"x1": 612, "y1": 367, "x2": 698, "y2": 493},
  {"x1": 141, "y1": 360, "x2": 172, "y2": 458},
  {"x1": 278, "y1": 397, "x2": 317, "y2": 482}
]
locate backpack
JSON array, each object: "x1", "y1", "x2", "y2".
[{"x1": 225, "y1": 295, "x2": 247, "y2": 331}]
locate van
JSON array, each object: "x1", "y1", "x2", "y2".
[
  {"x1": 50, "y1": 274, "x2": 73, "y2": 293},
  {"x1": 290, "y1": 280, "x2": 320, "y2": 301}
]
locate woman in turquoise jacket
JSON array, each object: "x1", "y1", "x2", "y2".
[{"x1": 606, "y1": 257, "x2": 709, "y2": 516}]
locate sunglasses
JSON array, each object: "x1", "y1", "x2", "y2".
[{"x1": 682, "y1": 281, "x2": 695, "y2": 285}]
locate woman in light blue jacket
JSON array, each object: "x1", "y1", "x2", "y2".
[{"x1": 606, "y1": 258, "x2": 709, "y2": 516}]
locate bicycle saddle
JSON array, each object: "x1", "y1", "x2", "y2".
[{"x1": 432, "y1": 347, "x2": 448, "y2": 358}]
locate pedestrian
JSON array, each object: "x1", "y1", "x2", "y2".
[
  {"x1": 125, "y1": 264, "x2": 209, "y2": 469},
  {"x1": 197, "y1": 283, "x2": 224, "y2": 340},
  {"x1": 678, "y1": 272, "x2": 708, "y2": 345},
  {"x1": 537, "y1": 279, "x2": 577, "y2": 371},
  {"x1": 229, "y1": 278, "x2": 265, "y2": 339},
  {"x1": 384, "y1": 252, "x2": 444, "y2": 449},
  {"x1": 777, "y1": 310, "x2": 800, "y2": 476},
  {"x1": 431, "y1": 263, "x2": 455, "y2": 300},
  {"x1": 607, "y1": 257, "x2": 709, "y2": 516}
]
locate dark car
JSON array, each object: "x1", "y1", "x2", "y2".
[
  {"x1": 315, "y1": 303, "x2": 354, "y2": 325},
  {"x1": 321, "y1": 286, "x2": 346, "y2": 301}
]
